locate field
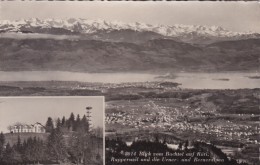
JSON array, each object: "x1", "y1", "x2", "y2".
[{"x1": 4, "y1": 132, "x2": 49, "y2": 146}]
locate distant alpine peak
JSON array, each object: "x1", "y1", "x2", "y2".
[{"x1": 0, "y1": 18, "x2": 258, "y2": 38}]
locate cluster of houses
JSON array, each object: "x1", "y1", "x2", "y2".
[
  {"x1": 9, "y1": 122, "x2": 46, "y2": 133},
  {"x1": 72, "y1": 82, "x2": 179, "y2": 93},
  {"x1": 169, "y1": 121, "x2": 259, "y2": 144},
  {"x1": 106, "y1": 105, "x2": 260, "y2": 145}
]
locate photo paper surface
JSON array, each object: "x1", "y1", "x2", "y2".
[{"x1": 0, "y1": 1, "x2": 259, "y2": 165}]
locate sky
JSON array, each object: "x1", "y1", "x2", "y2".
[
  {"x1": 0, "y1": 1, "x2": 259, "y2": 33},
  {"x1": 0, "y1": 97, "x2": 104, "y2": 133}
]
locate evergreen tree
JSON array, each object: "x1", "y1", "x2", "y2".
[
  {"x1": 81, "y1": 115, "x2": 89, "y2": 133},
  {"x1": 0, "y1": 132, "x2": 5, "y2": 162},
  {"x1": 23, "y1": 137, "x2": 34, "y2": 163},
  {"x1": 56, "y1": 117, "x2": 62, "y2": 129},
  {"x1": 3, "y1": 143, "x2": 12, "y2": 161},
  {"x1": 32, "y1": 137, "x2": 45, "y2": 164},
  {"x1": 3, "y1": 142, "x2": 22, "y2": 164},
  {"x1": 68, "y1": 131, "x2": 85, "y2": 164},
  {"x1": 21, "y1": 139, "x2": 27, "y2": 162},
  {"x1": 74, "y1": 114, "x2": 81, "y2": 131},
  {"x1": 69, "y1": 113, "x2": 75, "y2": 122},
  {"x1": 16, "y1": 135, "x2": 22, "y2": 152},
  {"x1": 61, "y1": 116, "x2": 66, "y2": 127},
  {"x1": 93, "y1": 127, "x2": 103, "y2": 138},
  {"x1": 45, "y1": 117, "x2": 54, "y2": 133},
  {"x1": 22, "y1": 136, "x2": 47, "y2": 164},
  {"x1": 0, "y1": 132, "x2": 5, "y2": 145},
  {"x1": 47, "y1": 128, "x2": 67, "y2": 163},
  {"x1": 68, "y1": 113, "x2": 75, "y2": 130},
  {"x1": 32, "y1": 137, "x2": 38, "y2": 163},
  {"x1": 37, "y1": 138, "x2": 46, "y2": 162}
]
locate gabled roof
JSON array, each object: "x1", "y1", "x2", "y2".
[
  {"x1": 11, "y1": 122, "x2": 46, "y2": 129},
  {"x1": 31, "y1": 122, "x2": 46, "y2": 128}
]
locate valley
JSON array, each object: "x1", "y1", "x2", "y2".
[{"x1": 0, "y1": 80, "x2": 259, "y2": 164}]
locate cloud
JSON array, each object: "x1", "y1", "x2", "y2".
[{"x1": 0, "y1": 33, "x2": 80, "y2": 40}]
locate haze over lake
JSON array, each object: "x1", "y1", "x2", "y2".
[{"x1": 0, "y1": 71, "x2": 259, "y2": 89}]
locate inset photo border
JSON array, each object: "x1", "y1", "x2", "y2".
[{"x1": 0, "y1": 96, "x2": 104, "y2": 165}]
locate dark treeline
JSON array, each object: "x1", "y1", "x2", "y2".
[
  {"x1": 45, "y1": 112, "x2": 90, "y2": 133},
  {"x1": 0, "y1": 113, "x2": 102, "y2": 165},
  {"x1": 105, "y1": 137, "x2": 248, "y2": 165},
  {"x1": 1, "y1": 135, "x2": 47, "y2": 164}
]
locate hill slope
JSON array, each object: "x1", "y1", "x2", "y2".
[
  {"x1": 4, "y1": 133, "x2": 49, "y2": 146},
  {"x1": 0, "y1": 38, "x2": 259, "y2": 72}
]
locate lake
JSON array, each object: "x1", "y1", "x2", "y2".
[{"x1": 0, "y1": 71, "x2": 259, "y2": 89}]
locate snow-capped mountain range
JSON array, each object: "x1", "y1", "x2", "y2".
[{"x1": 0, "y1": 18, "x2": 259, "y2": 44}]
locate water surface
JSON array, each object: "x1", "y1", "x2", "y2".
[{"x1": 0, "y1": 71, "x2": 259, "y2": 89}]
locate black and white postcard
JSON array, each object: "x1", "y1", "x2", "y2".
[{"x1": 0, "y1": 1, "x2": 259, "y2": 165}]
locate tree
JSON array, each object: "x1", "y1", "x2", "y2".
[
  {"x1": 61, "y1": 116, "x2": 66, "y2": 127},
  {"x1": 74, "y1": 114, "x2": 81, "y2": 131},
  {"x1": 7, "y1": 125, "x2": 13, "y2": 133},
  {"x1": 45, "y1": 117, "x2": 54, "y2": 133},
  {"x1": 16, "y1": 135, "x2": 22, "y2": 152},
  {"x1": 56, "y1": 118, "x2": 62, "y2": 129},
  {"x1": 32, "y1": 137, "x2": 46, "y2": 164},
  {"x1": 23, "y1": 137, "x2": 34, "y2": 163},
  {"x1": 23, "y1": 136, "x2": 47, "y2": 164},
  {"x1": 0, "y1": 132, "x2": 5, "y2": 161},
  {"x1": 47, "y1": 128, "x2": 67, "y2": 163},
  {"x1": 3, "y1": 143, "x2": 22, "y2": 164},
  {"x1": 93, "y1": 127, "x2": 103, "y2": 138},
  {"x1": 69, "y1": 113, "x2": 75, "y2": 122},
  {"x1": 68, "y1": 125, "x2": 94, "y2": 165},
  {"x1": 68, "y1": 132, "x2": 86, "y2": 164},
  {"x1": 81, "y1": 115, "x2": 89, "y2": 133},
  {"x1": 3, "y1": 143, "x2": 12, "y2": 162},
  {"x1": 68, "y1": 113, "x2": 75, "y2": 130}
]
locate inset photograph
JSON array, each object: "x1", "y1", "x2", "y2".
[{"x1": 0, "y1": 96, "x2": 104, "y2": 165}]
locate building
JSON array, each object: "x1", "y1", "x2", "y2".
[{"x1": 10, "y1": 122, "x2": 46, "y2": 133}]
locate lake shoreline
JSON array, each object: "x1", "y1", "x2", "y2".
[{"x1": 0, "y1": 71, "x2": 259, "y2": 89}]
